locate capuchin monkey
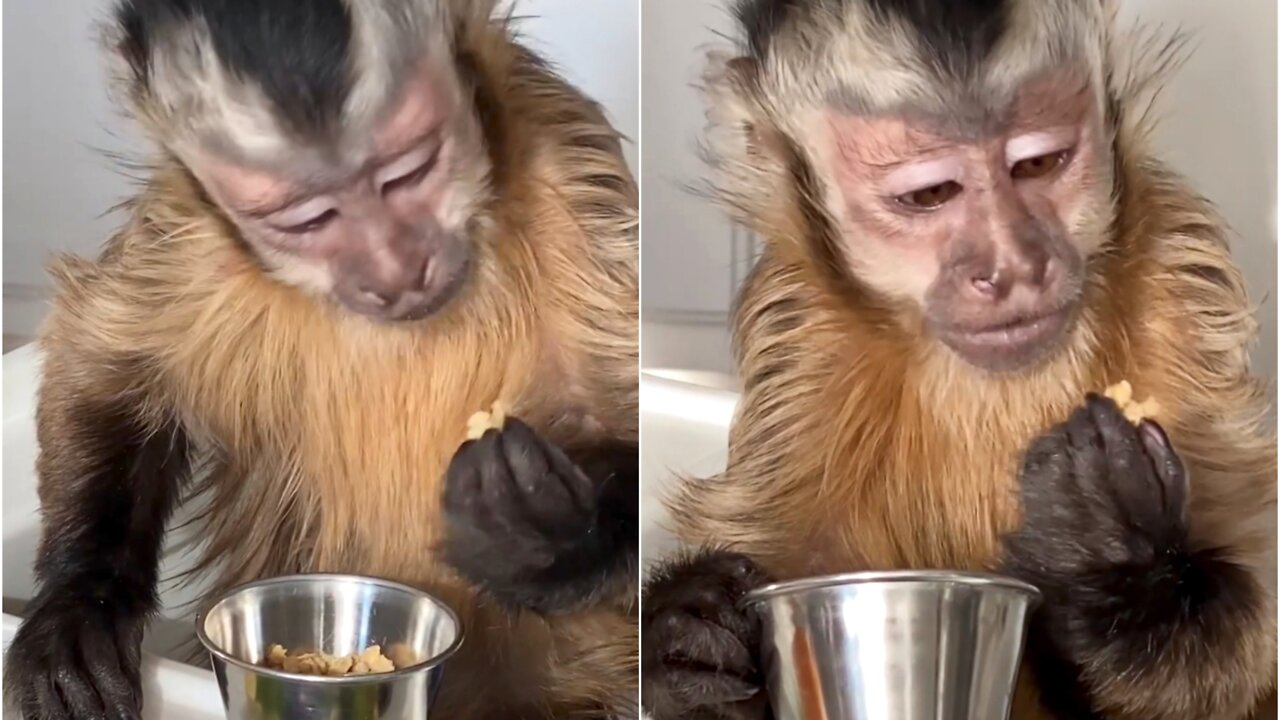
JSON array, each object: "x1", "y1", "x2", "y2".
[
  {"x1": 4, "y1": 1, "x2": 637, "y2": 718},
  {"x1": 642, "y1": 1, "x2": 1276, "y2": 719}
]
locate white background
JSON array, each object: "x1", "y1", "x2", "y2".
[
  {"x1": 641, "y1": 0, "x2": 1279, "y2": 394},
  {"x1": 1, "y1": 0, "x2": 639, "y2": 348}
]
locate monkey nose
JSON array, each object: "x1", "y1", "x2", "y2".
[
  {"x1": 352, "y1": 256, "x2": 434, "y2": 317},
  {"x1": 969, "y1": 271, "x2": 1006, "y2": 299},
  {"x1": 358, "y1": 288, "x2": 394, "y2": 307},
  {"x1": 356, "y1": 278, "x2": 421, "y2": 308},
  {"x1": 353, "y1": 283, "x2": 424, "y2": 319}
]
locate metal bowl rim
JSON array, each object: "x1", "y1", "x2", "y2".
[
  {"x1": 194, "y1": 572, "x2": 464, "y2": 685},
  {"x1": 741, "y1": 570, "x2": 1041, "y2": 606}
]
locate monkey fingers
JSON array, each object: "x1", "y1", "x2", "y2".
[
  {"x1": 648, "y1": 608, "x2": 757, "y2": 684},
  {"x1": 1084, "y1": 394, "x2": 1147, "y2": 492},
  {"x1": 1136, "y1": 419, "x2": 1190, "y2": 523},
  {"x1": 444, "y1": 419, "x2": 594, "y2": 559},
  {"x1": 1057, "y1": 397, "x2": 1143, "y2": 542},
  {"x1": 1085, "y1": 394, "x2": 1188, "y2": 537},
  {"x1": 1009, "y1": 426, "x2": 1104, "y2": 562},
  {"x1": 642, "y1": 551, "x2": 772, "y2": 720},
  {"x1": 1013, "y1": 394, "x2": 1191, "y2": 569},
  {"x1": 6, "y1": 595, "x2": 145, "y2": 720},
  {"x1": 442, "y1": 418, "x2": 626, "y2": 613},
  {"x1": 651, "y1": 672, "x2": 766, "y2": 720},
  {"x1": 498, "y1": 419, "x2": 596, "y2": 536}
]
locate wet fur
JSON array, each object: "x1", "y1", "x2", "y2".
[
  {"x1": 31, "y1": 7, "x2": 637, "y2": 718},
  {"x1": 663, "y1": 4, "x2": 1276, "y2": 719}
]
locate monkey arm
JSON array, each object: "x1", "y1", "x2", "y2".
[
  {"x1": 558, "y1": 439, "x2": 640, "y2": 606},
  {"x1": 3, "y1": 322, "x2": 192, "y2": 716},
  {"x1": 31, "y1": 394, "x2": 189, "y2": 612},
  {"x1": 1091, "y1": 457, "x2": 1274, "y2": 720},
  {"x1": 1017, "y1": 511, "x2": 1273, "y2": 720},
  {"x1": 442, "y1": 421, "x2": 637, "y2": 616},
  {"x1": 1003, "y1": 398, "x2": 1276, "y2": 720}
]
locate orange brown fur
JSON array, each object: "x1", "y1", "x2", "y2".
[
  {"x1": 665, "y1": 17, "x2": 1275, "y2": 720},
  {"x1": 36, "y1": 8, "x2": 636, "y2": 719}
]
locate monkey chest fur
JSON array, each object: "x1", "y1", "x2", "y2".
[
  {"x1": 790, "y1": 424, "x2": 1030, "y2": 574},
  {"x1": 155, "y1": 301, "x2": 607, "y2": 711},
  {"x1": 134, "y1": 257, "x2": 604, "y2": 592},
  {"x1": 711, "y1": 357, "x2": 1106, "y2": 578}
]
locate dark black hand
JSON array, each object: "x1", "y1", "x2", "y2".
[
  {"x1": 1002, "y1": 393, "x2": 1204, "y2": 718},
  {"x1": 1006, "y1": 393, "x2": 1188, "y2": 577},
  {"x1": 4, "y1": 588, "x2": 147, "y2": 720},
  {"x1": 442, "y1": 417, "x2": 637, "y2": 614},
  {"x1": 642, "y1": 549, "x2": 773, "y2": 720}
]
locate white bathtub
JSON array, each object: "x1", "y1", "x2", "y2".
[
  {"x1": 0, "y1": 347, "x2": 739, "y2": 717},
  {"x1": 639, "y1": 370, "x2": 739, "y2": 570}
]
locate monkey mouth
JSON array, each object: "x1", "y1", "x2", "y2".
[{"x1": 938, "y1": 307, "x2": 1075, "y2": 372}]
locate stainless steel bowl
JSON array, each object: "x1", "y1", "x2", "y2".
[
  {"x1": 197, "y1": 574, "x2": 463, "y2": 720},
  {"x1": 742, "y1": 571, "x2": 1040, "y2": 720}
]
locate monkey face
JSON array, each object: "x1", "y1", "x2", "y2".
[
  {"x1": 181, "y1": 57, "x2": 487, "y2": 323},
  {"x1": 138, "y1": 16, "x2": 488, "y2": 320},
  {"x1": 702, "y1": 0, "x2": 1122, "y2": 373},
  {"x1": 815, "y1": 71, "x2": 1111, "y2": 372},
  {"x1": 108, "y1": 0, "x2": 498, "y2": 323}
]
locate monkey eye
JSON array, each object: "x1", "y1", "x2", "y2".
[
  {"x1": 896, "y1": 181, "x2": 962, "y2": 210},
  {"x1": 1011, "y1": 150, "x2": 1070, "y2": 180},
  {"x1": 277, "y1": 209, "x2": 338, "y2": 235}
]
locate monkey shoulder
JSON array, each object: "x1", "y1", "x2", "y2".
[
  {"x1": 505, "y1": 50, "x2": 636, "y2": 240},
  {"x1": 1122, "y1": 169, "x2": 1252, "y2": 326},
  {"x1": 51, "y1": 203, "x2": 250, "y2": 325},
  {"x1": 38, "y1": 202, "x2": 283, "y2": 431}
]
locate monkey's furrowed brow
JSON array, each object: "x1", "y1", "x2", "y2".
[
  {"x1": 829, "y1": 122, "x2": 957, "y2": 170},
  {"x1": 863, "y1": 153, "x2": 944, "y2": 170},
  {"x1": 859, "y1": 138, "x2": 958, "y2": 169},
  {"x1": 370, "y1": 125, "x2": 442, "y2": 167}
]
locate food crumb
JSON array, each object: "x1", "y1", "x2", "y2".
[
  {"x1": 466, "y1": 400, "x2": 507, "y2": 440},
  {"x1": 263, "y1": 643, "x2": 396, "y2": 677},
  {"x1": 1103, "y1": 380, "x2": 1161, "y2": 424}
]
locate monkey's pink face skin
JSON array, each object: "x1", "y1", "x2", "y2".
[
  {"x1": 821, "y1": 73, "x2": 1107, "y2": 372},
  {"x1": 190, "y1": 66, "x2": 473, "y2": 323}
]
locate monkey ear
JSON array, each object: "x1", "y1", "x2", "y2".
[
  {"x1": 97, "y1": 17, "x2": 155, "y2": 126},
  {"x1": 701, "y1": 52, "x2": 773, "y2": 166},
  {"x1": 701, "y1": 52, "x2": 759, "y2": 112},
  {"x1": 699, "y1": 51, "x2": 793, "y2": 231},
  {"x1": 722, "y1": 58, "x2": 766, "y2": 156}
]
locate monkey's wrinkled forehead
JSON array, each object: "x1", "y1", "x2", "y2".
[
  {"x1": 108, "y1": 0, "x2": 463, "y2": 161},
  {"x1": 735, "y1": 0, "x2": 1109, "y2": 128}
]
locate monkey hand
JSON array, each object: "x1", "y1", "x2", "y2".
[
  {"x1": 3, "y1": 590, "x2": 146, "y2": 720},
  {"x1": 1002, "y1": 394, "x2": 1195, "y2": 708},
  {"x1": 442, "y1": 417, "x2": 636, "y2": 614},
  {"x1": 641, "y1": 549, "x2": 774, "y2": 720},
  {"x1": 1004, "y1": 392, "x2": 1188, "y2": 583}
]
